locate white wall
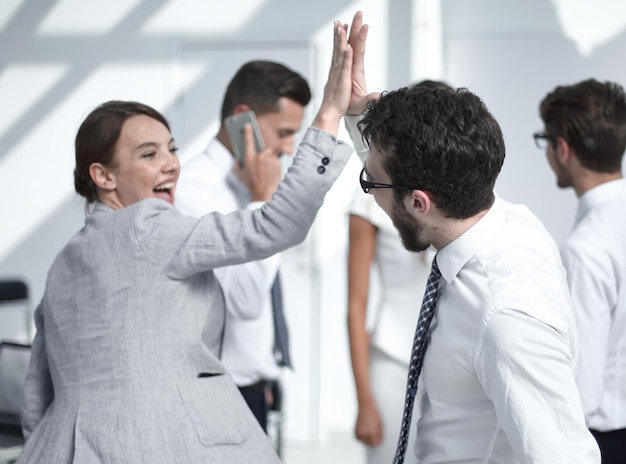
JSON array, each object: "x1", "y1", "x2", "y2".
[
  {"x1": 1, "y1": 1, "x2": 625, "y2": 462},
  {"x1": 443, "y1": 0, "x2": 626, "y2": 245}
]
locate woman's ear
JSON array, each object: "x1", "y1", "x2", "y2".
[{"x1": 89, "y1": 163, "x2": 116, "y2": 191}]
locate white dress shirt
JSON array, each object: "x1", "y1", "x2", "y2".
[
  {"x1": 175, "y1": 138, "x2": 281, "y2": 385},
  {"x1": 413, "y1": 198, "x2": 600, "y2": 463},
  {"x1": 561, "y1": 178, "x2": 626, "y2": 432}
]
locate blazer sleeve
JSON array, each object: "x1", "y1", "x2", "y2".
[
  {"x1": 21, "y1": 300, "x2": 54, "y2": 439},
  {"x1": 134, "y1": 127, "x2": 352, "y2": 279}
]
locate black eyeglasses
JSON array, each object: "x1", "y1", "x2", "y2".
[
  {"x1": 533, "y1": 131, "x2": 557, "y2": 149},
  {"x1": 359, "y1": 167, "x2": 421, "y2": 193}
]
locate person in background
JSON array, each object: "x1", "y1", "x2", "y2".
[
  {"x1": 16, "y1": 13, "x2": 358, "y2": 463},
  {"x1": 342, "y1": 14, "x2": 600, "y2": 462},
  {"x1": 346, "y1": 79, "x2": 451, "y2": 464},
  {"x1": 175, "y1": 59, "x2": 311, "y2": 435},
  {"x1": 537, "y1": 78, "x2": 626, "y2": 464}
]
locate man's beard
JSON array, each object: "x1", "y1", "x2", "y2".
[{"x1": 390, "y1": 198, "x2": 430, "y2": 252}]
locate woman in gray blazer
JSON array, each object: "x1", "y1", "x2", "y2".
[{"x1": 17, "y1": 14, "x2": 362, "y2": 463}]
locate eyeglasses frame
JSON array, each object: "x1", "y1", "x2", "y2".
[
  {"x1": 533, "y1": 131, "x2": 557, "y2": 149},
  {"x1": 359, "y1": 167, "x2": 422, "y2": 194}
]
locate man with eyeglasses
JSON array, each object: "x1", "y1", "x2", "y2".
[
  {"x1": 346, "y1": 79, "x2": 450, "y2": 464},
  {"x1": 537, "y1": 79, "x2": 626, "y2": 464},
  {"x1": 343, "y1": 17, "x2": 600, "y2": 464}
]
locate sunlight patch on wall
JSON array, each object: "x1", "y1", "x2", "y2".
[
  {"x1": 0, "y1": 112, "x2": 77, "y2": 262},
  {"x1": 551, "y1": 0, "x2": 626, "y2": 56},
  {"x1": 0, "y1": 0, "x2": 22, "y2": 31},
  {"x1": 0, "y1": 63, "x2": 198, "y2": 261},
  {"x1": 0, "y1": 65, "x2": 67, "y2": 139},
  {"x1": 36, "y1": 0, "x2": 144, "y2": 35},
  {"x1": 412, "y1": 0, "x2": 443, "y2": 82},
  {"x1": 310, "y1": 1, "x2": 389, "y2": 96},
  {"x1": 171, "y1": 57, "x2": 213, "y2": 164},
  {"x1": 141, "y1": 0, "x2": 268, "y2": 36}
]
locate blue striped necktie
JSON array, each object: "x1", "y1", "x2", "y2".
[{"x1": 392, "y1": 257, "x2": 442, "y2": 464}]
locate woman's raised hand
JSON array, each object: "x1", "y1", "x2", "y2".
[
  {"x1": 312, "y1": 13, "x2": 363, "y2": 135},
  {"x1": 347, "y1": 11, "x2": 380, "y2": 116}
]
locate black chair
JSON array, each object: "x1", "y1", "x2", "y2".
[
  {"x1": 0, "y1": 283, "x2": 27, "y2": 304},
  {"x1": 0, "y1": 280, "x2": 30, "y2": 345},
  {"x1": 0, "y1": 342, "x2": 30, "y2": 464}
]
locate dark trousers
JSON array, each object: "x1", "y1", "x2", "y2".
[
  {"x1": 238, "y1": 380, "x2": 282, "y2": 433},
  {"x1": 590, "y1": 428, "x2": 626, "y2": 464}
]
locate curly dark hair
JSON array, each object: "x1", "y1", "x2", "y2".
[
  {"x1": 539, "y1": 79, "x2": 626, "y2": 173},
  {"x1": 74, "y1": 101, "x2": 170, "y2": 203},
  {"x1": 358, "y1": 86, "x2": 505, "y2": 219}
]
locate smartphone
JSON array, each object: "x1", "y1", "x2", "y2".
[{"x1": 224, "y1": 111, "x2": 265, "y2": 165}]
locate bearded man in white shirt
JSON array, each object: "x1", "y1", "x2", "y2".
[
  {"x1": 343, "y1": 16, "x2": 599, "y2": 461},
  {"x1": 537, "y1": 79, "x2": 626, "y2": 464},
  {"x1": 175, "y1": 60, "x2": 311, "y2": 438},
  {"x1": 352, "y1": 84, "x2": 601, "y2": 464}
]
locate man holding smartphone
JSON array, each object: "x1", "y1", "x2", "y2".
[{"x1": 176, "y1": 60, "x2": 311, "y2": 440}]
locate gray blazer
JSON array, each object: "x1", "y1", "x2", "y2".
[{"x1": 17, "y1": 128, "x2": 351, "y2": 463}]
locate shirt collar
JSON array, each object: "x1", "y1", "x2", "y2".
[
  {"x1": 436, "y1": 197, "x2": 506, "y2": 284},
  {"x1": 206, "y1": 137, "x2": 250, "y2": 202},
  {"x1": 575, "y1": 178, "x2": 626, "y2": 224},
  {"x1": 205, "y1": 137, "x2": 236, "y2": 172}
]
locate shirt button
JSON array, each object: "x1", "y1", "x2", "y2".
[
  {"x1": 321, "y1": 157, "x2": 330, "y2": 165},
  {"x1": 317, "y1": 165, "x2": 326, "y2": 174}
]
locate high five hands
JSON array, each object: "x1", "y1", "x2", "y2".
[
  {"x1": 236, "y1": 11, "x2": 376, "y2": 200},
  {"x1": 347, "y1": 11, "x2": 381, "y2": 117},
  {"x1": 313, "y1": 11, "x2": 379, "y2": 135}
]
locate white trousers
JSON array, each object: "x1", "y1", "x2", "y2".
[{"x1": 366, "y1": 346, "x2": 417, "y2": 464}]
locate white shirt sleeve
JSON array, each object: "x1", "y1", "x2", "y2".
[
  {"x1": 561, "y1": 240, "x2": 615, "y2": 420},
  {"x1": 476, "y1": 309, "x2": 599, "y2": 463}
]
